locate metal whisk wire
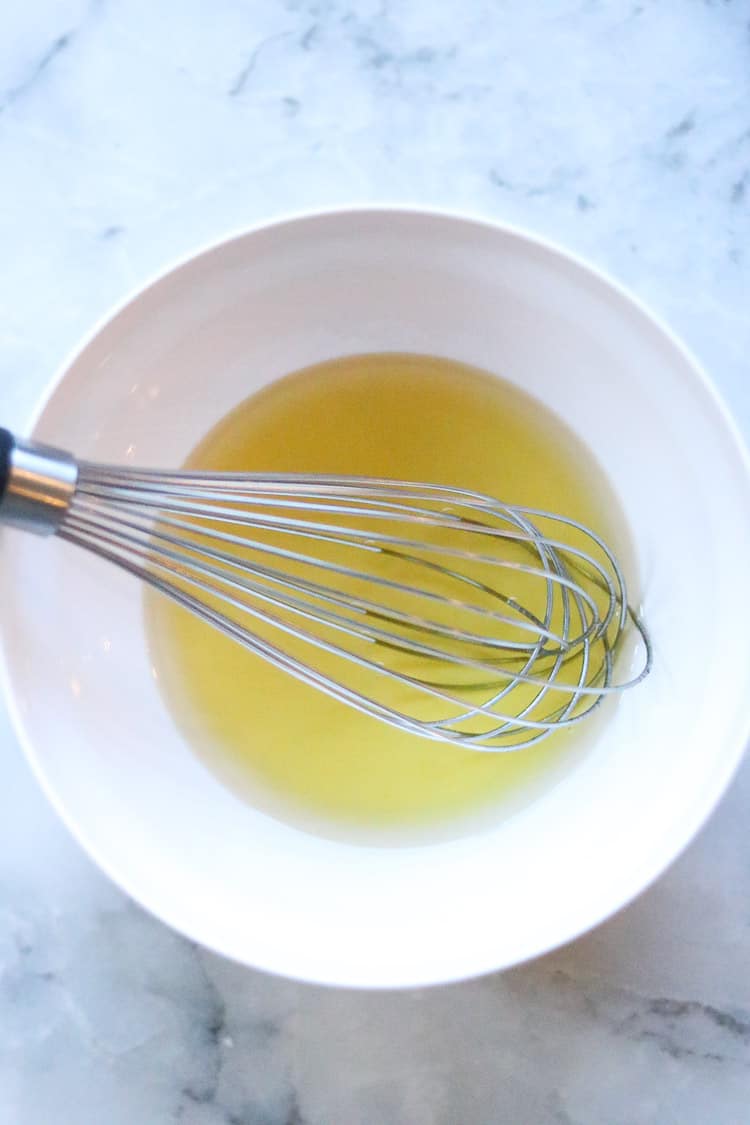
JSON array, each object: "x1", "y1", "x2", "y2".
[{"x1": 0, "y1": 431, "x2": 652, "y2": 751}]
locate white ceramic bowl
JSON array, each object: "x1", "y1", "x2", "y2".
[{"x1": 2, "y1": 209, "x2": 749, "y2": 988}]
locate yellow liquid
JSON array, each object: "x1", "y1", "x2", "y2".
[{"x1": 145, "y1": 354, "x2": 631, "y2": 841}]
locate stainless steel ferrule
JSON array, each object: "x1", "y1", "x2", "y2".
[{"x1": 0, "y1": 430, "x2": 78, "y2": 535}]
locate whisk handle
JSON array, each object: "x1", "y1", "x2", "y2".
[
  {"x1": 0, "y1": 428, "x2": 12, "y2": 504},
  {"x1": 0, "y1": 428, "x2": 78, "y2": 535}
]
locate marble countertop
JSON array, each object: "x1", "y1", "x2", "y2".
[{"x1": 1, "y1": 1, "x2": 749, "y2": 1122}]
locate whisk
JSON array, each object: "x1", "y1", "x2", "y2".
[{"x1": 0, "y1": 428, "x2": 650, "y2": 751}]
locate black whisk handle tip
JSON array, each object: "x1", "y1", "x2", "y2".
[{"x1": 0, "y1": 428, "x2": 15, "y2": 504}]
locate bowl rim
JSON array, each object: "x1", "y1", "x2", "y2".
[{"x1": 2, "y1": 205, "x2": 750, "y2": 988}]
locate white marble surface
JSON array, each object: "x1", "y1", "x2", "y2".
[{"x1": 1, "y1": 1, "x2": 749, "y2": 1121}]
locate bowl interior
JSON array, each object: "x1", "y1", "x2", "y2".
[{"x1": 2, "y1": 210, "x2": 749, "y2": 987}]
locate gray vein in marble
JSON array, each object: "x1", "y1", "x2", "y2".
[
  {"x1": 731, "y1": 171, "x2": 748, "y2": 203},
  {"x1": 0, "y1": 31, "x2": 72, "y2": 111},
  {"x1": 489, "y1": 165, "x2": 585, "y2": 201},
  {"x1": 300, "y1": 23, "x2": 320, "y2": 51},
  {"x1": 618, "y1": 998, "x2": 750, "y2": 1064},
  {"x1": 536, "y1": 969, "x2": 750, "y2": 1071},
  {"x1": 228, "y1": 33, "x2": 295, "y2": 97},
  {"x1": 281, "y1": 95, "x2": 302, "y2": 117},
  {"x1": 665, "y1": 111, "x2": 697, "y2": 140},
  {"x1": 351, "y1": 34, "x2": 457, "y2": 75},
  {"x1": 174, "y1": 946, "x2": 227, "y2": 1116}
]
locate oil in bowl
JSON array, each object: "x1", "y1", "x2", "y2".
[{"x1": 145, "y1": 353, "x2": 635, "y2": 841}]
